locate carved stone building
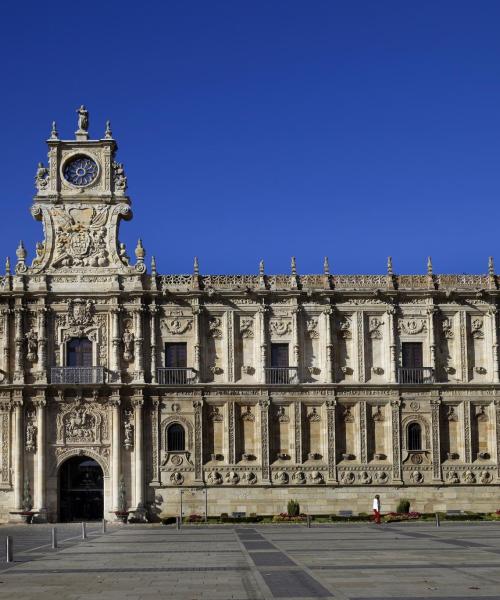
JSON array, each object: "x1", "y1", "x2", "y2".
[{"x1": 0, "y1": 110, "x2": 499, "y2": 521}]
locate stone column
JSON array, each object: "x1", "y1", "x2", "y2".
[
  {"x1": 13, "y1": 307, "x2": 24, "y2": 384},
  {"x1": 192, "y1": 305, "x2": 201, "y2": 382},
  {"x1": 323, "y1": 307, "x2": 334, "y2": 383},
  {"x1": 458, "y1": 310, "x2": 468, "y2": 382},
  {"x1": 111, "y1": 308, "x2": 121, "y2": 382},
  {"x1": 132, "y1": 395, "x2": 144, "y2": 509},
  {"x1": 259, "y1": 399, "x2": 271, "y2": 483},
  {"x1": 291, "y1": 306, "x2": 300, "y2": 379},
  {"x1": 359, "y1": 400, "x2": 367, "y2": 463},
  {"x1": 325, "y1": 399, "x2": 337, "y2": 483},
  {"x1": 133, "y1": 307, "x2": 144, "y2": 382},
  {"x1": 428, "y1": 306, "x2": 437, "y2": 374},
  {"x1": 37, "y1": 307, "x2": 47, "y2": 383},
  {"x1": 34, "y1": 395, "x2": 47, "y2": 515},
  {"x1": 390, "y1": 399, "x2": 403, "y2": 484},
  {"x1": 226, "y1": 311, "x2": 235, "y2": 383},
  {"x1": 430, "y1": 398, "x2": 442, "y2": 482},
  {"x1": 463, "y1": 399, "x2": 472, "y2": 463},
  {"x1": 2, "y1": 309, "x2": 10, "y2": 381},
  {"x1": 150, "y1": 304, "x2": 159, "y2": 383},
  {"x1": 293, "y1": 401, "x2": 302, "y2": 464},
  {"x1": 495, "y1": 399, "x2": 500, "y2": 479},
  {"x1": 257, "y1": 305, "x2": 268, "y2": 384},
  {"x1": 489, "y1": 306, "x2": 499, "y2": 383},
  {"x1": 110, "y1": 395, "x2": 121, "y2": 512},
  {"x1": 227, "y1": 401, "x2": 235, "y2": 465},
  {"x1": 387, "y1": 305, "x2": 397, "y2": 383},
  {"x1": 151, "y1": 396, "x2": 160, "y2": 485},
  {"x1": 356, "y1": 312, "x2": 366, "y2": 383},
  {"x1": 193, "y1": 400, "x2": 203, "y2": 481},
  {"x1": 13, "y1": 395, "x2": 23, "y2": 510}
]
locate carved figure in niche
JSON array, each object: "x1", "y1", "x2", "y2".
[
  {"x1": 369, "y1": 317, "x2": 383, "y2": 339},
  {"x1": 240, "y1": 318, "x2": 254, "y2": 338},
  {"x1": 209, "y1": 406, "x2": 223, "y2": 422},
  {"x1": 122, "y1": 328, "x2": 135, "y2": 362},
  {"x1": 372, "y1": 406, "x2": 384, "y2": 422},
  {"x1": 339, "y1": 317, "x2": 352, "y2": 339},
  {"x1": 118, "y1": 242, "x2": 130, "y2": 265},
  {"x1": 442, "y1": 317, "x2": 454, "y2": 338},
  {"x1": 340, "y1": 471, "x2": 355, "y2": 485},
  {"x1": 208, "y1": 317, "x2": 223, "y2": 338},
  {"x1": 207, "y1": 471, "x2": 223, "y2": 485},
  {"x1": 123, "y1": 411, "x2": 134, "y2": 450},
  {"x1": 307, "y1": 407, "x2": 321, "y2": 422},
  {"x1": 25, "y1": 330, "x2": 38, "y2": 362},
  {"x1": 294, "y1": 471, "x2": 307, "y2": 485},
  {"x1": 170, "y1": 471, "x2": 184, "y2": 485},
  {"x1": 471, "y1": 318, "x2": 484, "y2": 339},
  {"x1": 226, "y1": 471, "x2": 240, "y2": 485},
  {"x1": 446, "y1": 471, "x2": 460, "y2": 484},
  {"x1": 480, "y1": 470, "x2": 492, "y2": 484},
  {"x1": 276, "y1": 406, "x2": 289, "y2": 423},
  {"x1": 375, "y1": 471, "x2": 388, "y2": 484},
  {"x1": 342, "y1": 406, "x2": 354, "y2": 422},
  {"x1": 241, "y1": 406, "x2": 254, "y2": 422},
  {"x1": 306, "y1": 318, "x2": 319, "y2": 338},
  {"x1": 65, "y1": 407, "x2": 96, "y2": 443},
  {"x1": 463, "y1": 470, "x2": 476, "y2": 484},
  {"x1": 31, "y1": 241, "x2": 45, "y2": 267},
  {"x1": 360, "y1": 471, "x2": 372, "y2": 485},
  {"x1": 447, "y1": 406, "x2": 458, "y2": 421},
  {"x1": 35, "y1": 162, "x2": 49, "y2": 190},
  {"x1": 112, "y1": 162, "x2": 127, "y2": 191},
  {"x1": 410, "y1": 470, "x2": 424, "y2": 484},
  {"x1": 25, "y1": 415, "x2": 37, "y2": 452},
  {"x1": 243, "y1": 472, "x2": 257, "y2": 485},
  {"x1": 76, "y1": 105, "x2": 89, "y2": 131},
  {"x1": 476, "y1": 406, "x2": 488, "y2": 421},
  {"x1": 275, "y1": 471, "x2": 289, "y2": 484},
  {"x1": 310, "y1": 471, "x2": 324, "y2": 484}
]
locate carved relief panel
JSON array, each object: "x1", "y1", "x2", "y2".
[
  {"x1": 336, "y1": 314, "x2": 353, "y2": 381},
  {"x1": 302, "y1": 311, "x2": 321, "y2": 383},
  {"x1": 469, "y1": 315, "x2": 488, "y2": 382},
  {"x1": 367, "y1": 315, "x2": 385, "y2": 382},
  {"x1": 237, "y1": 315, "x2": 255, "y2": 382}
]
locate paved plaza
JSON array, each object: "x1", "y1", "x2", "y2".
[{"x1": 0, "y1": 522, "x2": 499, "y2": 599}]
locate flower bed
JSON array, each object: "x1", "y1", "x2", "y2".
[
  {"x1": 383, "y1": 511, "x2": 422, "y2": 523},
  {"x1": 272, "y1": 513, "x2": 307, "y2": 523}
]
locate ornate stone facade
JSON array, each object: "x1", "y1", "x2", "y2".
[{"x1": 0, "y1": 110, "x2": 500, "y2": 522}]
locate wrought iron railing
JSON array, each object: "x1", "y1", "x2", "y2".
[
  {"x1": 398, "y1": 367, "x2": 434, "y2": 384},
  {"x1": 51, "y1": 367, "x2": 104, "y2": 384},
  {"x1": 265, "y1": 367, "x2": 299, "y2": 385},
  {"x1": 157, "y1": 368, "x2": 197, "y2": 385}
]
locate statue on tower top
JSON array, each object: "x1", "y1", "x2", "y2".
[{"x1": 76, "y1": 105, "x2": 89, "y2": 132}]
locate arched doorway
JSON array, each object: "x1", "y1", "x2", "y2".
[{"x1": 59, "y1": 456, "x2": 104, "y2": 522}]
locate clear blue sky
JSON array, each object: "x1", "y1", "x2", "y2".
[{"x1": 1, "y1": 1, "x2": 500, "y2": 275}]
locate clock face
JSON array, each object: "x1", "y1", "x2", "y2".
[{"x1": 63, "y1": 155, "x2": 98, "y2": 186}]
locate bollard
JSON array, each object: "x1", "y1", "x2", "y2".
[
  {"x1": 307, "y1": 515, "x2": 311, "y2": 528},
  {"x1": 51, "y1": 527, "x2": 57, "y2": 549},
  {"x1": 81, "y1": 522, "x2": 87, "y2": 540},
  {"x1": 6, "y1": 536, "x2": 13, "y2": 563},
  {"x1": 176, "y1": 516, "x2": 181, "y2": 530},
  {"x1": 435, "y1": 512, "x2": 440, "y2": 527},
  {"x1": 102, "y1": 518, "x2": 106, "y2": 534}
]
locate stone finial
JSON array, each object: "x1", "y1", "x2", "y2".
[
  {"x1": 489, "y1": 256, "x2": 495, "y2": 276},
  {"x1": 193, "y1": 256, "x2": 199, "y2": 276},
  {"x1": 387, "y1": 256, "x2": 393, "y2": 275},
  {"x1": 323, "y1": 256, "x2": 330, "y2": 275},
  {"x1": 105, "y1": 120, "x2": 113, "y2": 139},
  {"x1": 50, "y1": 121, "x2": 58, "y2": 140},
  {"x1": 291, "y1": 256, "x2": 297, "y2": 276},
  {"x1": 15, "y1": 241, "x2": 27, "y2": 274},
  {"x1": 5, "y1": 257, "x2": 10, "y2": 275},
  {"x1": 259, "y1": 259, "x2": 265, "y2": 275},
  {"x1": 427, "y1": 256, "x2": 433, "y2": 275},
  {"x1": 135, "y1": 239, "x2": 145, "y2": 260},
  {"x1": 151, "y1": 256, "x2": 157, "y2": 276}
]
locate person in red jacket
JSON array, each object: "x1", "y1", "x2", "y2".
[{"x1": 372, "y1": 494, "x2": 381, "y2": 524}]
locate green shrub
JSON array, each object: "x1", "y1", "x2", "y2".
[
  {"x1": 287, "y1": 499, "x2": 300, "y2": 517},
  {"x1": 396, "y1": 499, "x2": 411, "y2": 513}
]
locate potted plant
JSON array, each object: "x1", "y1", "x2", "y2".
[{"x1": 114, "y1": 476, "x2": 130, "y2": 523}]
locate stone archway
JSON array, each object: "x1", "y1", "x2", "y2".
[{"x1": 58, "y1": 455, "x2": 104, "y2": 522}]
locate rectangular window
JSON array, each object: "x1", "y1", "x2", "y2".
[
  {"x1": 165, "y1": 343, "x2": 187, "y2": 368},
  {"x1": 402, "y1": 342, "x2": 423, "y2": 368},
  {"x1": 271, "y1": 343, "x2": 289, "y2": 368}
]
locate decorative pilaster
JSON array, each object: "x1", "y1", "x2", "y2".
[
  {"x1": 37, "y1": 307, "x2": 48, "y2": 382},
  {"x1": 257, "y1": 304, "x2": 268, "y2": 384},
  {"x1": 495, "y1": 400, "x2": 500, "y2": 479},
  {"x1": 150, "y1": 396, "x2": 160, "y2": 485},
  {"x1": 1, "y1": 308, "x2": 10, "y2": 381},
  {"x1": 463, "y1": 399, "x2": 472, "y2": 463},
  {"x1": 359, "y1": 400, "x2": 367, "y2": 463},
  {"x1": 110, "y1": 394, "x2": 121, "y2": 512},
  {"x1": 427, "y1": 306, "x2": 437, "y2": 373},
  {"x1": 291, "y1": 306, "x2": 300, "y2": 377},
  {"x1": 323, "y1": 307, "x2": 334, "y2": 383},
  {"x1": 193, "y1": 400, "x2": 203, "y2": 481},
  {"x1": 430, "y1": 398, "x2": 442, "y2": 481},
  {"x1": 150, "y1": 303, "x2": 159, "y2": 383},
  {"x1": 133, "y1": 306, "x2": 144, "y2": 382},
  {"x1": 459, "y1": 310, "x2": 468, "y2": 382},
  {"x1": 387, "y1": 304, "x2": 397, "y2": 383},
  {"x1": 390, "y1": 399, "x2": 402, "y2": 483},
  {"x1": 132, "y1": 394, "x2": 144, "y2": 509},
  {"x1": 192, "y1": 303, "x2": 201, "y2": 382},
  {"x1": 259, "y1": 398, "x2": 270, "y2": 483},
  {"x1": 13, "y1": 307, "x2": 24, "y2": 383},
  {"x1": 325, "y1": 399, "x2": 337, "y2": 482},
  {"x1": 12, "y1": 393, "x2": 23, "y2": 510},
  {"x1": 226, "y1": 311, "x2": 235, "y2": 383},
  {"x1": 34, "y1": 394, "x2": 47, "y2": 514},
  {"x1": 293, "y1": 401, "x2": 302, "y2": 464},
  {"x1": 354, "y1": 312, "x2": 365, "y2": 382},
  {"x1": 111, "y1": 307, "x2": 121, "y2": 381},
  {"x1": 489, "y1": 306, "x2": 499, "y2": 383},
  {"x1": 227, "y1": 401, "x2": 235, "y2": 465}
]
